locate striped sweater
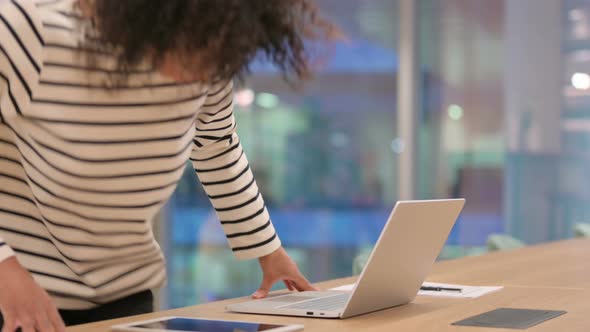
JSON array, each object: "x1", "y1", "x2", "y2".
[{"x1": 0, "y1": 0, "x2": 281, "y2": 309}]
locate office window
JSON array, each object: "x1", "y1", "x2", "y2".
[
  {"x1": 416, "y1": 0, "x2": 590, "y2": 256},
  {"x1": 416, "y1": 0, "x2": 505, "y2": 255},
  {"x1": 158, "y1": 0, "x2": 590, "y2": 309}
]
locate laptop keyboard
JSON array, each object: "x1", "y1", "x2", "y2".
[{"x1": 281, "y1": 294, "x2": 350, "y2": 311}]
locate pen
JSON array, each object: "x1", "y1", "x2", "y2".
[{"x1": 420, "y1": 286, "x2": 462, "y2": 292}]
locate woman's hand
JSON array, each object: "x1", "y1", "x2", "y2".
[
  {"x1": 0, "y1": 257, "x2": 66, "y2": 332},
  {"x1": 253, "y1": 247, "x2": 317, "y2": 299}
]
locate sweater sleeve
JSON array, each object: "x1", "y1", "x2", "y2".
[
  {"x1": 0, "y1": 0, "x2": 44, "y2": 262},
  {"x1": 0, "y1": 0, "x2": 44, "y2": 123},
  {"x1": 190, "y1": 80, "x2": 282, "y2": 260}
]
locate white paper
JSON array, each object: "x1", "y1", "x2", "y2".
[
  {"x1": 330, "y1": 282, "x2": 503, "y2": 298},
  {"x1": 417, "y1": 282, "x2": 503, "y2": 298}
]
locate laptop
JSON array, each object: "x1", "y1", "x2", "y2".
[{"x1": 227, "y1": 199, "x2": 465, "y2": 319}]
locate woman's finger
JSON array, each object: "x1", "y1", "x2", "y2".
[
  {"x1": 283, "y1": 280, "x2": 294, "y2": 291},
  {"x1": 291, "y1": 273, "x2": 317, "y2": 292},
  {"x1": 34, "y1": 310, "x2": 55, "y2": 332},
  {"x1": 252, "y1": 275, "x2": 276, "y2": 299},
  {"x1": 48, "y1": 307, "x2": 67, "y2": 332},
  {"x1": 1, "y1": 314, "x2": 15, "y2": 332}
]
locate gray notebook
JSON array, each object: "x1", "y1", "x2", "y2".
[{"x1": 452, "y1": 308, "x2": 567, "y2": 329}]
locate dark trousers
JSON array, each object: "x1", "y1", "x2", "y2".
[{"x1": 0, "y1": 290, "x2": 154, "y2": 328}]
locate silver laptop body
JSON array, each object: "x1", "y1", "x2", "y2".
[{"x1": 226, "y1": 199, "x2": 465, "y2": 319}]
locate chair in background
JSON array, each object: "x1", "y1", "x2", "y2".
[
  {"x1": 486, "y1": 234, "x2": 525, "y2": 251},
  {"x1": 573, "y1": 223, "x2": 590, "y2": 238},
  {"x1": 352, "y1": 246, "x2": 373, "y2": 275},
  {"x1": 438, "y1": 245, "x2": 488, "y2": 260},
  {"x1": 352, "y1": 244, "x2": 487, "y2": 275}
]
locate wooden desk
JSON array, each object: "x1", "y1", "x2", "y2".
[
  {"x1": 428, "y1": 238, "x2": 590, "y2": 289},
  {"x1": 69, "y1": 286, "x2": 590, "y2": 332},
  {"x1": 70, "y1": 239, "x2": 590, "y2": 331}
]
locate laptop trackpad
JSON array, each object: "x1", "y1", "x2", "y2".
[
  {"x1": 262, "y1": 291, "x2": 341, "y2": 303},
  {"x1": 263, "y1": 295, "x2": 319, "y2": 304}
]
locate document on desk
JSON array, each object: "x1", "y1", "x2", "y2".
[{"x1": 329, "y1": 282, "x2": 503, "y2": 298}]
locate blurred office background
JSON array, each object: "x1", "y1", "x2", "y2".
[{"x1": 155, "y1": 0, "x2": 590, "y2": 309}]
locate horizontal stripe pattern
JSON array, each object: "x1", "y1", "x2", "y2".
[
  {"x1": 0, "y1": 0, "x2": 281, "y2": 310},
  {"x1": 191, "y1": 81, "x2": 281, "y2": 259}
]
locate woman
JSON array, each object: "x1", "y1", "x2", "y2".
[{"x1": 0, "y1": 0, "x2": 334, "y2": 330}]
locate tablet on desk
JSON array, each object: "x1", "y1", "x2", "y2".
[{"x1": 111, "y1": 316, "x2": 304, "y2": 332}]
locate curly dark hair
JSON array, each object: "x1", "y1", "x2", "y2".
[{"x1": 87, "y1": 0, "x2": 336, "y2": 83}]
